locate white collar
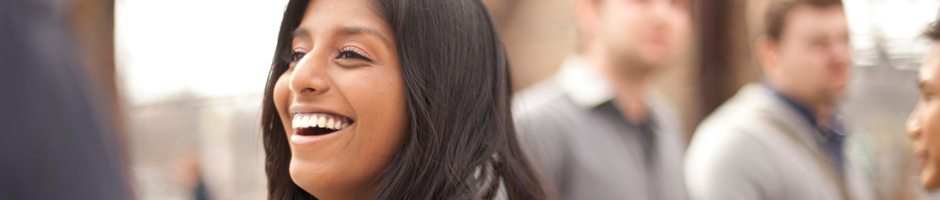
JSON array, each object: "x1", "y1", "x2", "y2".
[{"x1": 555, "y1": 57, "x2": 616, "y2": 108}]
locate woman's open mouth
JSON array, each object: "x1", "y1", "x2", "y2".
[
  {"x1": 917, "y1": 150, "x2": 929, "y2": 166},
  {"x1": 291, "y1": 113, "x2": 354, "y2": 136}
]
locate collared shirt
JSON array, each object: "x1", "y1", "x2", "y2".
[
  {"x1": 766, "y1": 84, "x2": 847, "y2": 177},
  {"x1": 513, "y1": 57, "x2": 687, "y2": 200},
  {"x1": 686, "y1": 84, "x2": 869, "y2": 200}
]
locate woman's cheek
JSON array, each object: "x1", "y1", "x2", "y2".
[
  {"x1": 350, "y1": 68, "x2": 407, "y2": 152},
  {"x1": 273, "y1": 75, "x2": 292, "y2": 128},
  {"x1": 929, "y1": 104, "x2": 940, "y2": 163}
]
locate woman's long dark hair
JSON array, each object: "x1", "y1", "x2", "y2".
[{"x1": 260, "y1": 0, "x2": 546, "y2": 199}]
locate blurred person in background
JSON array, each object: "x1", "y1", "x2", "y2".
[
  {"x1": 512, "y1": 0, "x2": 692, "y2": 199},
  {"x1": 259, "y1": 0, "x2": 546, "y2": 199},
  {"x1": 908, "y1": 16, "x2": 940, "y2": 191},
  {"x1": 685, "y1": 0, "x2": 873, "y2": 199},
  {"x1": 0, "y1": 0, "x2": 132, "y2": 200}
]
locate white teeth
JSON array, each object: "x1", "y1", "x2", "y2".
[
  {"x1": 291, "y1": 113, "x2": 351, "y2": 131},
  {"x1": 309, "y1": 115, "x2": 317, "y2": 128},
  {"x1": 316, "y1": 116, "x2": 326, "y2": 128},
  {"x1": 327, "y1": 118, "x2": 333, "y2": 128},
  {"x1": 300, "y1": 116, "x2": 313, "y2": 127}
]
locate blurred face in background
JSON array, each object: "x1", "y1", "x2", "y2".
[
  {"x1": 272, "y1": 0, "x2": 408, "y2": 198},
  {"x1": 578, "y1": 0, "x2": 691, "y2": 76},
  {"x1": 908, "y1": 43, "x2": 940, "y2": 189},
  {"x1": 759, "y1": 4, "x2": 852, "y2": 110}
]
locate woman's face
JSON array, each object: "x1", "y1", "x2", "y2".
[
  {"x1": 909, "y1": 44, "x2": 940, "y2": 189},
  {"x1": 272, "y1": 0, "x2": 407, "y2": 198}
]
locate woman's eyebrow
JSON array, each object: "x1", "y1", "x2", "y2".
[
  {"x1": 292, "y1": 27, "x2": 311, "y2": 41},
  {"x1": 339, "y1": 26, "x2": 391, "y2": 46},
  {"x1": 292, "y1": 26, "x2": 391, "y2": 46}
]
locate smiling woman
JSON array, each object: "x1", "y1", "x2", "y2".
[{"x1": 259, "y1": 0, "x2": 546, "y2": 199}]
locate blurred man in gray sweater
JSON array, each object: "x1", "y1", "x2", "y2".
[
  {"x1": 685, "y1": 0, "x2": 873, "y2": 199},
  {"x1": 513, "y1": 0, "x2": 692, "y2": 199}
]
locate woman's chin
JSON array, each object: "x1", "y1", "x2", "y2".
[
  {"x1": 924, "y1": 166, "x2": 940, "y2": 190},
  {"x1": 288, "y1": 161, "x2": 329, "y2": 194},
  {"x1": 288, "y1": 160, "x2": 367, "y2": 199},
  {"x1": 924, "y1": 178, "x2": 940, "y2": 191}
]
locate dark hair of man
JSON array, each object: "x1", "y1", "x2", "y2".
[
  {"x1": 925, "y1": 15, "x2": 940, "y2": 41},
  {"x1": 764, "y1": 0, "x2": 843, "y2": 41}
]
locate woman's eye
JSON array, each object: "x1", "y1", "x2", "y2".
[
  {"x1": 336, "y1": 49, "x2": 371, "y2": 62},
  {"x1": 290, "y1": 51, "x2": 307, "y2": 63}
]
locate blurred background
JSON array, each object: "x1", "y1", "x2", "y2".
[{"x1": 24, "y1": 0, "x2": 940, "y2": 199}]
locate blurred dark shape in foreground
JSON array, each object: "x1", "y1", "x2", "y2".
[{"x1": 0, "y1": 0, "x2": 131, "y2": 199}]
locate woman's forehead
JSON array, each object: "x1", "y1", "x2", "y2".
[{"x1": 293, "y1": 0, "x2": 392, "y2": 41}]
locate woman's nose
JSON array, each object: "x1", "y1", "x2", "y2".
[
  {"x1": 908, "y1": 107, "x2": 922, "y2": 139},
  {"x1": 288, "y1": 50, "x2": 331, "y2": 96}
]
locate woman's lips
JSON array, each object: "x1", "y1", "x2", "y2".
[
  {"x1": 917, "y1": 150, "x2": 929, "y2": 166},
  {"x1": 291, "y1": 113, "x2": 353, "y2": 131},
  {"x1": 289, "y1": 112, "x2": 355, "y2": 145}
]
